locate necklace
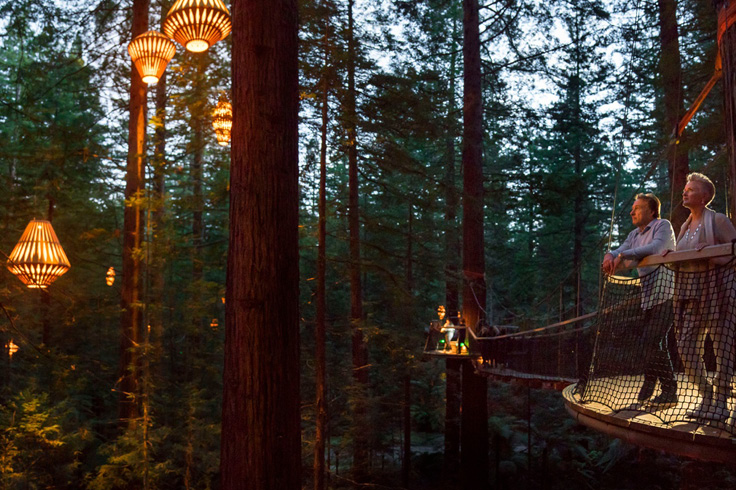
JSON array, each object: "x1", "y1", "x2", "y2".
[{"x1": 684, "y1": 221, "x2": 702, "y2": 244}]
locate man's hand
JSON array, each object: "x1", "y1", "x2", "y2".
[
  {"x1": 602, "y1": 253, "x2": 615, "y2": 275},
  {"x1": 613, "y1": 255, "x2": 623, "y2": 272}
]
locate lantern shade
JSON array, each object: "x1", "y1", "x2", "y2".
[
  {"x1": 163, "y1": 0, "x2": 232, "y2": 53},
  {"x1": 128, "y1": 31, "x2": 176, "y2": 84},
  {"x1": 212, "y1": 97, "x2": 233, "y2": 146},
  {"x1": 7, "y1": 220, "x2": 71, "y2": 289}
]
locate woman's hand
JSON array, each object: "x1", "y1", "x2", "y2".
[{"x1": 661, "y1": 249, "x2": 673, "y2": 257}]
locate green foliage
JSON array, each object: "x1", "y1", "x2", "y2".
[{"x1": 0, "y1": 389, "x2": 90, "y2": 489}]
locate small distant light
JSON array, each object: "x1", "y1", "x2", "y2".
[{"x1": 106, "y1": 267, "x2": 116, "y2": 286}]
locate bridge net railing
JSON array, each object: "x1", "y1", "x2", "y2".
[
  {"x1": 579, "y1": 258, "x2": 736, "y2": 431},
  {"x1": 470, "y1": 314, "x2": 597, "y2": 382}
]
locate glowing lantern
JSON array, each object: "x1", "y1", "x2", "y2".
[
  {"x1": 162, "y1": 0, "x2": 232, "y2": 53},
  {"x1": 7, "y1": 340, "x2": 19, "y2": 358},
  {"x1": 7, "y1": 220, "x2": 70, "y2": 289},
  {"x1": 106, "y1": 267, "x2": 116, "y2": 286},
  {"x1": 128, "y1": 30, "x2": 176, "y2": 85},
  {"x1": 212, "y1": 97, "x2": 232, "y2": 146},
  {"x1": 210, "y1": 318, "x2": 219, "y2": 329}
]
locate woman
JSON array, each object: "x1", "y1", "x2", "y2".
[{"x1": 670, "y1": 172, "x2": 736, "y2": 422}]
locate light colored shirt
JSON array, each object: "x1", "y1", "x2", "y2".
[{"x1": 610, "y1": 218, "x2": 675, "y2": 310}]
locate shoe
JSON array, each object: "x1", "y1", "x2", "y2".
[
  {"x1": 649, "y1": 392, "x2": 678, "y2": 406},
  {"x1": 700, "y1": 390, "x2": 729, "y2": 422},
  {"x1": 638, "y1": 377, "x2": 656, "y2": 401},
  {"x1": 686, "y1": 387, "x2": 713, "y2": 419}
]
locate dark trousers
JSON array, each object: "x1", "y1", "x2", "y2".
[{"x1": 641, "y1": 301, "x2": 676, "y2": 394}]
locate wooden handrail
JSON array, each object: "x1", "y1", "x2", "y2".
[
  {"x1": 620, "y1": 242, "x2": 734, "y2": 269},
  {"x1": 470, "y1": 311, "x2": 598, "y2": 341}
]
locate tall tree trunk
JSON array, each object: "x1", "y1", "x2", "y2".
[
  {"x1": 444, "y1": 9, "x2": 462, "y2": 481},
  {"x1": 658, "y1": 0, "x2": 690, "y2": 229},
  {"x1": 119, "y1": 0, "x2": 149, "y2": 426},
  {"x1": 191, "y1": 82, "x2": 204, "y2": 347},
  {"x1": 402, "y1": 204, "x2": 413, "y2": 489},
  {"x1": 220, "y1": 0, "x2": 301, "y2": 488},
  {"x1": 151, "y1": 70, "x2": 167, "y2": 364},
  {"x1": 717, "y1": 0, "x2": 736, "y2": 222},
  {"x1": 461, "y1": 0, "x2": 488, "y2": 488},
  {"x1": 314, "y1": 10, "x2": 330, "y2": 490},
  {"x1": 346, "y1": 0, "x2": 370, "y2": 480}
]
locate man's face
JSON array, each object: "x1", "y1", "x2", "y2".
[{"x1": 630, "y1": 198, "x2": 655, "y2": 229}]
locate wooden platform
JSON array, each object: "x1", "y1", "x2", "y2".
[
  {"x1": 563, "y1": 378, "x2": 736, "y2": 464},
  {"x1": 423, "y1": 343, "x2": 472, "y2": 358}
]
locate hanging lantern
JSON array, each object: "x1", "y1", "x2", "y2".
[
  {"x1": 7, "y1": 340, "x2": 19, "y2": 358},
  {"x1": 210, "y1": 318, "x2": 219, "y2": 330},
  {"x1": 128, "y1": 30, "x2": 176, "y2": 85},
  {"x1": 212, "y1": 97, "x2": 233, "y2": 146},
  {"x1": 106, "y1": 267, "x2": 116, "y2": 286},
  {"x1": 6, "y1": 220, "x2": 71, "y2": 289},
  {"x1": 162, "y1": 0, "x2": 232, "y2": 53}
]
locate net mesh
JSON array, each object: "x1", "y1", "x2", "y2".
[{"x1": 579, "y1": 260, "x2": 736, "y2": 430}]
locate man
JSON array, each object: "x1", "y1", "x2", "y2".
[{"x1": 602, "y1": 193, "x2": 677, "y2": 405}]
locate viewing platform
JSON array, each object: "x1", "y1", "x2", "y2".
[{"x1": 563, "y1": 378, "x2": 736, "y2": 464}]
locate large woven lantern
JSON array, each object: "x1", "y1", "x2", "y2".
[
  {"x1": 7, "y1": 220, "x2": 71, "y2": 289},
  {"x1": 128, "y1": 30, "x2": 176, "y2": 85},
  {"x1": 163, "y1": 0, "x2": 232, "y2": 53},
  {"x1": 212, "y1": 97, "x2": 233, "y2": 146}
]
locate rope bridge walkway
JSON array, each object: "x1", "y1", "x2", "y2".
[{"x1": 424, "y1": 243, "x2": 736, "y2": 462}]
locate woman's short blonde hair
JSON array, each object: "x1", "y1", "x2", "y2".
[{"x1": 687, "y1": 172, "x2": 716, "y2": 205}]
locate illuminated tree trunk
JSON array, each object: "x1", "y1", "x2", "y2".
[
  {"x1": 461, "y1": 0, "x2": 489, "y2": 488},
  {"x1": 220, "y1": 0, "x2": 301, "y2": 488},
  {"x1": 314, "y1": 10, "x2": 330, "y2": 490},
  {"x1": 346, "y1": 0, "x2": 370, "y2": 480},
  {"x1": 119, "y1": 0, "x2": 149, "y2": 425},
  {"x1": 658, "y1": 0, "x2": 689, "y2": 230},
  {"x1": 717, "y1": 0, "x2": 736, "y2": 221}
]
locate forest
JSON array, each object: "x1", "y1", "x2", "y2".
[{"x1": 2, "y1": 0, "x2": 736, "y2": 488}]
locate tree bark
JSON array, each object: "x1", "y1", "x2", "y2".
[
  {"x1": 658, "y1": 0, "x2": 689, "y2": 230},
  {"x1": 717, "y1": 0, "x2": 736, "y2": 222},
  {"x1": 346, "y1": 0, "x2": 370, "y2": 480},
  {"x1": 151, "y1": 70, "x2": 167, "y2": 364},
  {"x1": 313, "y1": 10, "x2": 330, "y2": 490},
  {"x1": 443, "y1": 9, "x2": 462, "y2": 481},
  {"x1": 461, "y1": 0, "x2": 489, "y2": 488},
  {"x1": 119, "y1": 0, "x2": 149, "y2": 426},
  {"x1": 220, "y1": 1, "x2": 301, "y2": 488}
]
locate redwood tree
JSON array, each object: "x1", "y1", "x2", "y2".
[
  {"x1": 220, "y1": 0, "x2": 301, "y2": 488},
  {"x1": 460, "y1": 0, "x2": 489, "y2": 488},
  {"x1": 346, "y1": 0, "x2": 370, "y2": 479},
  {"x1": 658, "y1": 0, "x2": 689, "y2": 230},
  {"x1": 119, "y1": 0, "x2": 149, "y2": 425}
]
